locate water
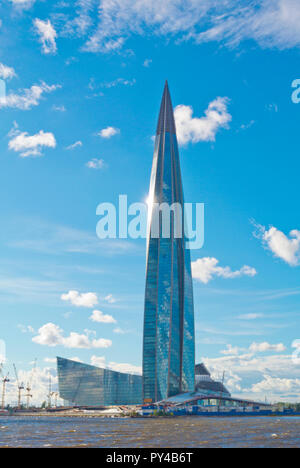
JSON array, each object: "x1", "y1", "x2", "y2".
[{"x1": 0, "y1": 416, "x2": 300, "y2": 448}]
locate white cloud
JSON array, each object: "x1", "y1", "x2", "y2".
[
  {"x1": 192, "y1": 257, "x2": 257, "y2": 284},
  {"x1": 10, "y1": 0, "x2": 35, "y2": 7},
  {"x1": 108, "y1": 361, "x2": 142, "y2": 375},
  {"x1": 86, "y1": 158, "x2": 105, "y2": 169},
  {"x1": 104, "y1": 294, "x2": 116, "y2": 304},
  {"x1": 174, "y1": 98, "x2": 232, "y2": 145},
  {"x1": 90, "y1": 338, "x2": 112, "y2": 348},
  {"x1": 143, "y1": 58, "x2": 152, "y2": 67},
  {"x1": 238, "y1": 313, "x2": 264, "y2": 320},
  {"x1": 44, "y1": 357, "x2": 57, "y2": 363},
  {"x1": 34, "y1": 19, "x2": 57, "y2": 55},
  {"x1": 220, "y1": 344, "x2": 240, "y2": 356},
  {"x1": 90, "y1": 355, "x2": 142, "y2": 375},
  {"x1": 113, "y1": 327, "x2": 127, "y2": 334},
  {"x1": 90, "y1": 355, "x2": 106, "y2": 368},
  {"x1": 61, "y1": 290, "x2": 98, "y2": 308},
  {"x1": 8, "y1": 124, "x2": 56, "y2": 158},
  {"x1": 90, "y1": 310, "x2": 116, "y2": 324},
  {"x1": 255, "y1": 224, "x2": 300, "y2": 266},
  {"x1": 251, "y1": 375, "x2": 300, "y2": 395},
  {"x1": 249, "y1": 342, "x2": 286, "y2": 353},
  {"x1": 0, "y1": 63, "x2": 16, "y2": 80},
  {"x1": 52, "y1": 105, "x2": 66, "y2": 112},
  {"x1": 66, "y1": 141, "x2": 82, "y2": 150},
  {"x1": 74, "y1": 0, "x2": 300, "y2": 53},
  {"x1": 99, "y1": 78, "x2": 136, "y2": 88},
  {"x1": 32, "y1": 322, "x2": 112, "y2": 349},
  {"x1": 18, "y1": 324, "x2": 35, "y2": 334},
  {"x1": 203, "y1": 350, "x2": 300, "y2": 402},
  {"x1": 98, "y1": 126, "x2": 120, "y2": 139},
  {"x1": 0, "y1": 82, "x2": 60, "y2": 110}
]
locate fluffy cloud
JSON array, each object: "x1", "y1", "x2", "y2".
[
  {"x1": 204, "y1": 350, "x2": 300, "y2": 402},
  {"x1": 32, "y1": 322, "x2": 112, "y2": 349},
  {"x1": 104, "y1": 294, "x2": 116, "y2": 304},
  {"x1": 249, "y1": 342, "x2": 286, "y2": 353},
  {"x1": 61, "y1": 290, "x2": 98, "y2": 308},
  {"x1": 174, "y1": 98, "x2": 232, "y2": 145},
  {"x1": 108, "y1": 361, "x2": 142, "y2": 375},
  {"x1": 0, "y1": 63, "x2": 16, "y2": 80},
  {"x1": 90, "y1": 355, "x2": 106, "y2": 368},
  {"x1": 90, "y1": 355, "x2": 142, "y2": 375},
  {"x1": 98, "y1": 127, "x2": 120, "y2": 139},
  {"x1": 17, "y1": 324, "x2": 35, "y2": 334},
  {"x1": 251, "y1": 375, "x2": 300, "y2": 395},
  {"x1": 255, "y1": 224, "x2": 300, "y2": 266},
  {"x1": 220, "y1": 342, "x2": 286, "y2": 356},
  {"x1": 220, "y1": 344, "x2": 240, "y2": 356},
  {"x1": 86, "y1": 158, "x2": 105, "y2": 169},
  {"x1": 0, "y1": 82, "x2": 60, "y2": 110},
  {"x1": 34, "y1": 19, "x2": 57, "y2": 55},
  {"x1": 192, "y1": 257, "x2": 257, "y2": 284},
  {"x1": 8, "y1": 125, "x2": 56, "y2": 157},
  {"x1": 90, "y1": 310, "x2": 116, "y2": 324}
]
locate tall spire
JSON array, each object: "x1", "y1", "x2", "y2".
[
  {"x1": 143, "y1": 82, "x2": 195, "y2": 403},
  {"x1": 156, "y1": 81, "x2": 176, "y2": 135}
]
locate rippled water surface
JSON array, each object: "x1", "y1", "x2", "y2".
[{"x1": 0, "y1": 416, "x2": 300, "y2": 448}]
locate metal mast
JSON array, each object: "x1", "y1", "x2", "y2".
[
  {"x1": 25, "y1": 358, "x2": 37, "y2": 409},
  {"x1": 13, "y1": 364, "x2": 24, "y2": 409}
]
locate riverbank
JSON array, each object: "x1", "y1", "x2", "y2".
[{"x1": 2, "y1": 409, "x2": 300, "y2": 419}]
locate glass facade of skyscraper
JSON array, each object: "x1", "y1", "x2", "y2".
[
  {"x1": 57, "y1": 357, "x2": 142, "y2": 407},
  {"x1": 143, "y1": 82, "x2": 195, "y2": 403}
]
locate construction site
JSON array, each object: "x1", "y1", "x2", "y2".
[{"x1": 0, "y1": 360, "x2": 60, "y2": 415}]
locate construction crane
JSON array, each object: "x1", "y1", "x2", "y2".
[
  {"x1": 0, "y1": 363, "x2": 10, "y2": 410},
  {"x1": 13, "y1": 364, "x2": 24, "y2": 410},
  {"x1": 25, "y1": 358, "x2": 37, "y2": 409}
]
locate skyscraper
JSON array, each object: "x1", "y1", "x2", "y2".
[{"x1": 143, "y1": 82, "x2": 195, "y2": 403}]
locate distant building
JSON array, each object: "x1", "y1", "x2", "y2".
[
  {"x1": 195, "y1": 363, "x2": 231, "y2": 397},
  {"x1": 57, "y1": 357, "x2": 142, "y2": 407},
  {"x1": 143, "y1": 81, "x2": 195, "y2": 403}
]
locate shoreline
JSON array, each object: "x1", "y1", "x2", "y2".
[{"x1": 1, "y1": 410, "x2": 300, "y2": 419}]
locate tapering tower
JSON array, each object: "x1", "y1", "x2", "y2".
[{"x1": 143, "y1": 82, "x2": 195, "y2": 403}]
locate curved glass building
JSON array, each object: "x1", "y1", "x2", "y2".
[
  {"x1": 143, "y1": 82, "x2": 195, "y2": 403},
  {"x1": 57, "y1": 357, "x2": 142, "y2": 407}
]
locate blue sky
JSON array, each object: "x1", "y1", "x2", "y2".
[{"x1": 0, "y1": 0, "x2": 300, "y2": 404}]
